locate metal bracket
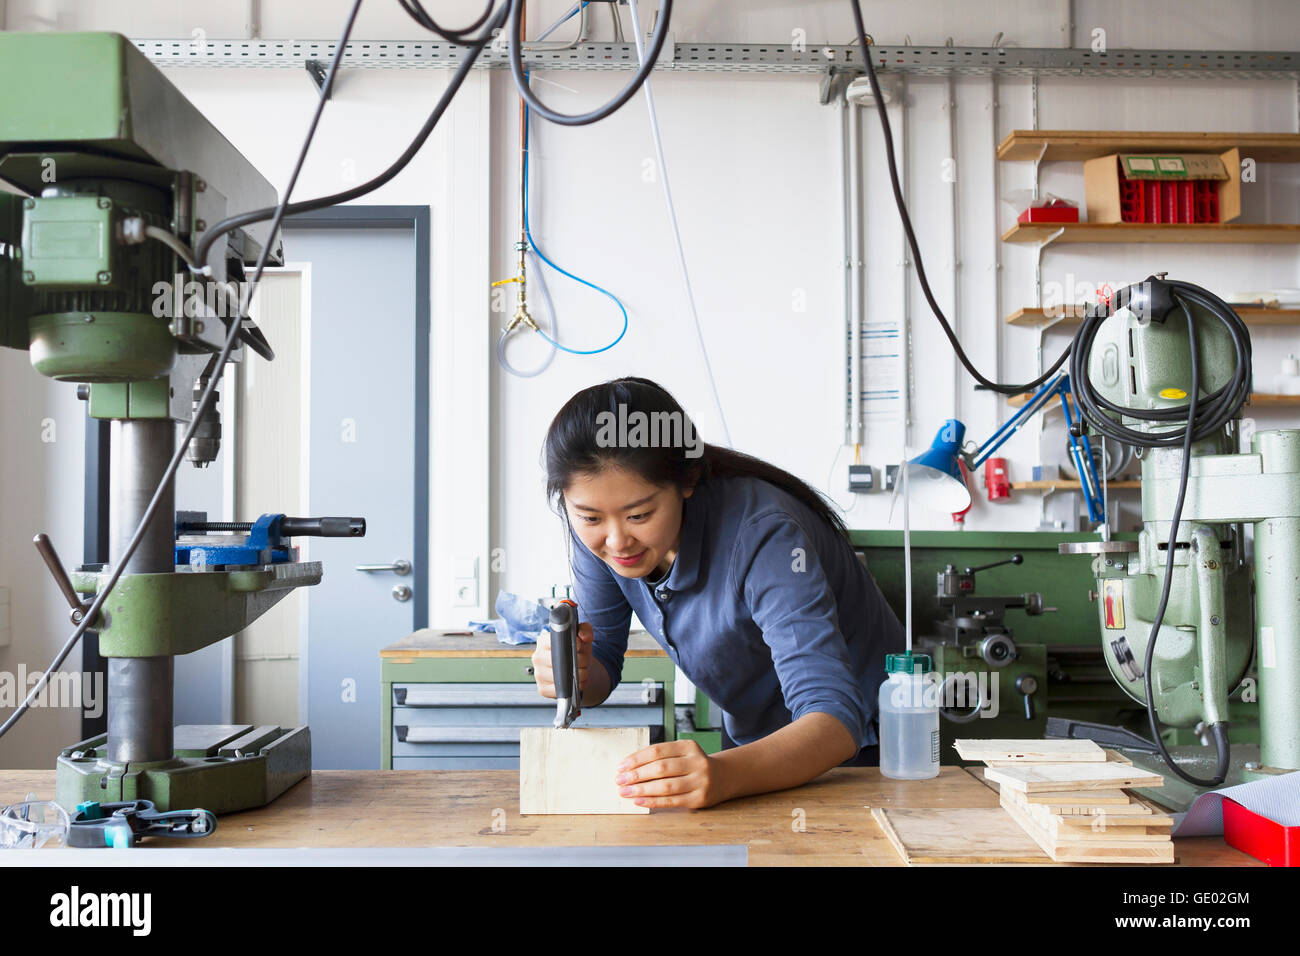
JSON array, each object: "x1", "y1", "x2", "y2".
[
  {"x1": 305, "y1": 58, "x2": 331, "y2": 98},
  {"x1": 819, "y1": 65, "x2": 861, "y2": 105}
]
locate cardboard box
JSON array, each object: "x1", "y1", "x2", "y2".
[{"x1": 1083, "y1": 149, "x2": 1240, "y2": 223}]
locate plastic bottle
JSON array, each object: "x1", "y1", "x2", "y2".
[{"x1": 879, "y1": 651, "x2": 940, "y2": 779}]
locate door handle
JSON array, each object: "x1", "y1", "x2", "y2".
[{"x1": 355, "y1": 559, "x2": 411, "y2": 576}]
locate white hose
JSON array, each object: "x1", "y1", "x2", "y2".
[{"x1": 627, "y1": 0, "x2": 731, "y2": 448}]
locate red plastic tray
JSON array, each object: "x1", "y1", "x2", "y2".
[{"x1": 1222, "y1": 797, "x2": 1299, "y2": 866}]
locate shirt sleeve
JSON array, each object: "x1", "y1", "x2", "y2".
[
  {"x1": 731, "y1": 510, "x2": 867, "y2": 746},
  {"x1": 568, "y1": 524, "x2": 633, "y2": 690}
]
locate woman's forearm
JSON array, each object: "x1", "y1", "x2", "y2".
[
  {"x1": 581, "y1": 656, "x2": 613, "y2": 707},
  {"x1": 709, "y1": 712, "x2": 860, "y2": 803}
]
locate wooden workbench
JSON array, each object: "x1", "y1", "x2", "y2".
[{"x1": 0, "y1": 768, "x2": 1257, "y2": 866}]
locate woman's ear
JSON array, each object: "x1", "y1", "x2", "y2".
[{"x1": 681, "y1": 467, "x2": 701, "y2": 499}]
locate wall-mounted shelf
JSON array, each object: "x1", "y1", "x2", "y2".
[
  {"x1": 1244, "y1": 393, "x2": 1300, "y2": 406},
  {"x1": 1002, "y1": 222, "x2": 1300, "y2": 245},
  {"x1": 1008, "y1": 392, "x2": 1075, "y2": 409},
  {"x1": 1011, "y1": 480, "x2": 1141, "y2": 491},
  {"x1": 1006, "y1": 306, "x2": 1300, "y2": 327},
  {"x1": 997, "y1": 130, "x2": 1300, "y2": 163}
]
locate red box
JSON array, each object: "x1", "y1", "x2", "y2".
[
  {"x1": 1018, "y1": 201, "x2": 1080, "y2": 224},
  {"x1": 1222, "y1": 797, "x2": 1300, "y2": 866}
]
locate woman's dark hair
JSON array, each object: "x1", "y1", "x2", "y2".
[{"x1": 544, "y1": 376, "x2": 852, "y2": 544}]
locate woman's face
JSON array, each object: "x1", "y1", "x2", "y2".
[{"x1": 564, "y1": 466, "x2": 692, "y2": 579}]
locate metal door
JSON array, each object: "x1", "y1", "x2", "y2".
[{"x1": 286, "y1": 208, "x2": 429, "y2": 769}]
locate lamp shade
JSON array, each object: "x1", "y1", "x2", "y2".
[{"x1": 905, "y1": 419, "x2": 972, "y2": 513}]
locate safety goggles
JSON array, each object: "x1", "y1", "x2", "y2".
[{"x1": 1, "y1": 795, "x2": 70, "y2": 849}]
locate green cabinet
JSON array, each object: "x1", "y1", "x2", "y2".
[{"x1": 380, "y1": 630, "x2": 675, "y2": 769}]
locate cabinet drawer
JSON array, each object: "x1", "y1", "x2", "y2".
[{"x1": 392, "y1": 682, "x2": 661, "y2": 707}]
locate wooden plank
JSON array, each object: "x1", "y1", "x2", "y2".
[
  {"x1": 986, "y1": 746, "x2": 1137, "y2": 767},
  {"x1": 519, "y1": 727, "x2": 650, "y2": 815},
  {"x1": 1001, "y1": 222, "x2": 1300, "y2": 245},
  {"x1": 1024, "y1": 789, "x2": 1154, "y2": 815},
  {"x1": 871, "y1": 808, "x2": 1050, "y2": 865},
  {"x1": 996, "y1": 130, "x2": 1300, "y2": 163},
  {"x1": 957, "y1": 738, "x2": 1106, "y2": 763},
  {"x1": 985, "y1": 763, "x2": 1165, "y2": 793}
]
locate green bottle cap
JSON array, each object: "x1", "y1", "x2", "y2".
[{"x1": 886, "y1": 652, "x2": 933, "y2": 675}]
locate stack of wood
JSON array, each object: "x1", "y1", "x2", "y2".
[{"x1": 955, "y1": 738, "x2": 1176, "y2": 864}]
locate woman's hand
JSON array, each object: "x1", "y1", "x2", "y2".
[
  {"x1": 614, "y1": 739, "x2": 727, "y2": 810},
  {"x1": 530, "y1": 621, "x2": 594, "y2": 699}
]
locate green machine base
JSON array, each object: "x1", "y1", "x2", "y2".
[
  {"x1": 1118, "y1": 743, "x2": 1281, "y2": 813},
  {"x1": 56, "y1": 724, "x2": 311, "y2": 815}
]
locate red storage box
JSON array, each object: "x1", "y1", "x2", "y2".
[
  {"x1": 1018, "y1": 199, "x2": 1079, "y2": 223},
  {"x1": 1222, "y1": 797, "x2": 1299, "y2": 866}
]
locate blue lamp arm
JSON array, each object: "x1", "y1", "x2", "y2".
[
  {"x1": 966, "y1": 372, "x2": 1106, "y2": 524},
  {"x1": 968, "y1": 373, "x2": 1069, "y2": 470}
]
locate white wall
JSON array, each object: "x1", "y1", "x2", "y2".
[{"x1": 2, "y1": 2, "x2": 1299, "y2": 768}]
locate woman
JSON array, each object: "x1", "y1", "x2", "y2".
[{"x1": 532, "y1": 377, "x2": 904, "y2": 809}]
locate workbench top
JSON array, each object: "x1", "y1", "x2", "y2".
[
  {"x1": 0, "y1": 768, "x2": 1257, "y2": 866},
  {"x1": 381, "y1": 628, "x2": 665, "y2": 658}
]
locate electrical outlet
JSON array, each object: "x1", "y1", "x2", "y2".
[
  {"x1": 0, "y1": 586, "x2": 10, "y2": 647},
  {"x1": 884, "y1": 464, "x2": 900, "y2": 491},
  {"x1": 452, "y1": 556, "x2": 479, "y2": 608}
]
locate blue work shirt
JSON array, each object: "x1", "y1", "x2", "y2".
[{"x1": 570, "y1": 474, "x2": 904, "y2": 749}]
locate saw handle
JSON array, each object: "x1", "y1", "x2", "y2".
[{"x1": 549, "y1": 600, "x2": 579, "y2": 704}]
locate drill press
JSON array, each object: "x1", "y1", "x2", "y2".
[
  {"x1": 1062, "y1": 275, "x2": 1297, "y2": 803},
  {"x1": 0, "y1": 32, "x2": 363, "y2": 813}
]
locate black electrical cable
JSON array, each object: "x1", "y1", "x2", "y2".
[
  {"x1": 847, "y1": 0, "x2": 1070, "y2": 395},
  {"x1": 398, "y1": 0, "x2": 499, "y2": 44},
  {"x1": 1071, "y1": 282, "x2": 1247, "y2": 787},
  {"x1": 194, "y1": 0, "x2": 510, "y2": 271},
  {"x1": 507, "y1": 0, "x2": 674, "y2": 127},
  {"x1": 1071, "y1": 281, "x2": 1251, "y2": 447},
  {"x1": 1140, "y1": 300, "x2": 1230, "y2": 786}
]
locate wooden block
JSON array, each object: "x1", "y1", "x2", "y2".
[
  {"x1": 870, "y1": 808, "x2": 1050, "y2": 865},
  {"x1": 1001, "y1": 788, "x2": 1166, "y2": 840},
  {"x1": 1054, "y1": 842, "x2": 1175, "y2": 863},
  {"x1": 984, "y1": 762, "x2": 1164, "y2": 793},
  {"x1": 519, "y1": 727, "x2": 650, "y2": 815},
  {"x1": 1008, "y1": 791, "x2": 1172, "y2": 843},
  {"x1": 955, "y1": 738, "x2": 1106, "y2": 763},
  {"x1": 987, "y1": 747, "x2": 1135, "y2": 767},
  {"x1": 1023, "y1": 789, "x2": 1153, "y2": 815},
  {"x1": 1000, "y1": 792, "x2": 1175, "y2": 863}
]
